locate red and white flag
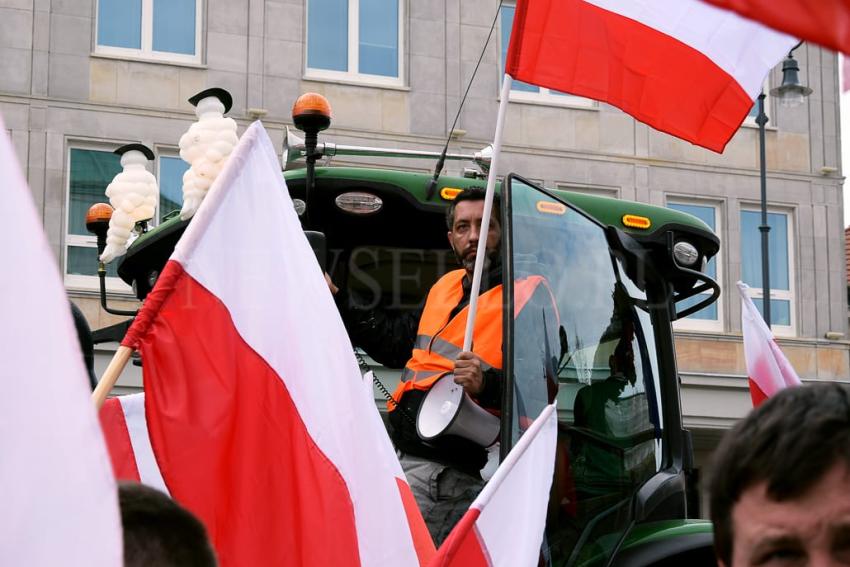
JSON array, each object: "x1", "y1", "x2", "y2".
[
  {"x1": 505, "y1": 0, "x2": 797, "y2": 152},
  {"x1": 701, "y1": 0, "x2": 850, "y2": 55},
  {"x1": 118, "y1": 121, "x2": 434, "y2": 567},
  {"x1": 429, "y1": 404, "x2": 558, "y2": 567},
  {"x1": 99, "y1": 393, "x2": 169, "y2": 494},
  {"x1": 737, "y1": 282, "x2": 801, "y2": 406},
  {"x1": 0, "y1": 119, "x2": 122, "y2": 565}
]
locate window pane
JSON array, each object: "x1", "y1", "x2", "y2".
[
  {"x1": 668, "y1": 204, "x2": 719, "y2": 321},
  {"x1": 747, "y1": 99, "x2": 758, "y2": 119},
  {"x1": 668, "y1": 203, "x2": 717, "y2": 278},
  {"x1": 752, "y1": 298, "x2": 791, "y2": 327},
  {"x1": 69, "y1": 149, "x2": 122, "y2": 236},
  {"x1": 500, "y1": 6, "x2": 539, "y2": 93},
  {"x1": 68, "y1": 246, "x2": 119, "y2": 277},
  {"x1": 158, "y1": 157, "x2": 189, "y2": 222},
  {"x1": 307, "y1": 0, "x2": 348, "y2": 72},
  {"x1": 153, "y1": 0, "x2": 196, "y2": 55},
  {"x1": 97, "y1": 0, "x2": 142, "y2": 49},
  {"x1": 359, "y1": 0, "x2": 398, "y2": 77},
  {"x1": 740, "y1": 211, "x2": 790, "y2": 291},
  {"x1": 676, "y1": 293, "x2": 718, "y2": 320}
]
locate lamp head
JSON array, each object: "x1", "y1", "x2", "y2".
[{"x1": 769, "y1": 53, "x2": 812, "y2": 108}]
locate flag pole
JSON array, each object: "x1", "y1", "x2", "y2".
[
  {"x1": 91, "y1": 345, "x2": 134, "y2": 409},
  {"x1": 462, "y1": 74, "x2": 513, "y2": 351}
]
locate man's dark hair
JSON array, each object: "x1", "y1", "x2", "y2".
[
  {"x1": 445, "y1": 187, "x2": 501, "y2": 230},
  {"x1": 119, "y1": 482, "x2": 218, "y2": 567},
  {"x1": 70, "y1": 301, "x2": 97, "y2": 390},
  {"x1": 709, "y1": 383, "x2": 850, "y2": 565}
]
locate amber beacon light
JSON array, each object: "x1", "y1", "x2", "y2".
[
  {"x1": 291, "y1": 93, "x2": 332, "y2": 133},
  {"x1": 86, "y1": 203, "x2": 114, "y2": 246}
]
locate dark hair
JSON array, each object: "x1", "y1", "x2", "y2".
[
  {"x1": 445, "y1": 187, "x2": 501, "y2": 230},
  {"x1": 70, "y1": 301, "x2": 97, "y2": 390},
  {"x1": 119, "y1": 482, "x2": 218, "y2": 567},
  {"x1": 708, "y1": 383, "x2": 850, "y2": 565}
]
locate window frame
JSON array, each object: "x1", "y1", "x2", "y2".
[
  {"x1": 739, "y1": 205, "x2": 796, "y2": 337},
  {"x1": 64, "y1": 142, "x2": 134, "y2": 293},
  {"x1": 667, "y1": 199, "x2": 725, "y2": 333},
  {"x1": 154, "y1": 150, "x2": 189, "y2": 224},
  {"x1": 94, "y1": 0, "x2": 203, "y2": 65},
  {"x1": 742, "y1": 79, "x2": 771, "y2": 128},
  {"x1": 64, "y1": 143, "x2": 188, "y2": 294},
  {"x1": 498, "y1": 3, "x2": 595, "y2": 109},
  {"x1": 304, "y1": 0, "x2": 406, "y2": 88}
]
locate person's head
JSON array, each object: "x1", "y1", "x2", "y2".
[
  {"x1": 119, "y1": 482, "x2": 218, "y2": 567},
  {"x1": 445, "y1": 188, "x2": 501, "y2": 275},
  {"x1": 709, "y1": 383, "x2": 850, "y2": 567},
  {"x1": 608, "y1": 336, "x2": 636, "y2": 386},
  {"x1": 70, "y1": 301, "x2": 97, "y2": 390}
]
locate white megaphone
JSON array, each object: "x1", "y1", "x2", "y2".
[{"x1": 416, "y1": 374, "x2": 500, "y2": 447}]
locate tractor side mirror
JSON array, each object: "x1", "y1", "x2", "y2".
[{"x1": 604, "y1": 226, "x2": 653, "y2": 291}]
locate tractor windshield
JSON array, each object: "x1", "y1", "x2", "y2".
[{"x1": 505, "y1": 176, "x2": 664, "y2": 565}]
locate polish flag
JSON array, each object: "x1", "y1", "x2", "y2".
[
  {"x1": 701, "y1": 0, "x2": 850, "y2": 55},
  {"x1": 737, "y1": 282, "x2": 802, "y2": 406},
  {"x1": 429, "y1": 404, "x2": 558, "y2": 567},
  {"x1": 0, "y1": 120, "x2": 122, "y2": 565},
  {"x1": 99, "y1": 393, "x2": 169, "y2": 494},
  {"x1": 119, "y1": 122, "x2": 434, "y2": 567},
  {"x1": 505, "y1": 0, "x2": 798, "y2": 152}
]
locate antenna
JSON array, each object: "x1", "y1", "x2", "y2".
[{"x1": 425, "y1": 1, "x2": 505, "y2": 200}]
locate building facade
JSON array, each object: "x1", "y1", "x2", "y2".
[{"x1": 2, "y1": 0, "x2": 847, "y2": 498}]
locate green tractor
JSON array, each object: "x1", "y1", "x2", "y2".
[{"x1": 98, "y1": 98, "x2": 721, "y2": 566}]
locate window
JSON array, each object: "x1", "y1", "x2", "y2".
[
  {"x1": 157, "y1": 155, "x2": 189, "y2": 222},
  {"x1": 66, "y1": 148, "x2": 125, "y2": 290},
  {"x1": 306, "y1": 0, "x2": 404, "y2": 86},
  {"x1": 96, "y1": 0, "x2": 202, "y2": 63},
  {"x1": 740, "y1": 209, "x2": 795, "y2": 335},
  {"x1": 668, "y1": 202, "x2": 723, "y2": 332},
  {"x1": 743, "y1": 80, "x2": 770, "y2": 127},
  {"x1": 499, "y1": 5, "x2": 593, "y2": 107},
  {"x1": 66, "y1": 147, "x2": 191, "y2": 291}
]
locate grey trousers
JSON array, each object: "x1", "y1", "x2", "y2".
[{"x1": 399, "y1": 453, "x2": 485, "y2": 546}]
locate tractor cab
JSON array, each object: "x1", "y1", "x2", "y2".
[{"x1": 103, "y1": 95, "x2": 721, "y2": 566}]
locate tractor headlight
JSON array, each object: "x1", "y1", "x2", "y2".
[
  {"x1": 335, "y1": 192, "x2": 382, "y2": 215},
  {"x1": 673, "y1": 241, "x2": 699, "y2": 267}
]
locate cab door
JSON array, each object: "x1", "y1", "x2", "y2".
[{"x1": 502, "y1": 175, "x2": 666, "y2": 565}]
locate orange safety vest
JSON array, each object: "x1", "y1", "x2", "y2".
[{"x1": 390, "y1": 268, "x2": 548, "y2": 410}]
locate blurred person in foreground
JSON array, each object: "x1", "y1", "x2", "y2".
[
  {"x1": 709, "y1": 382, "x2": 850, "y2": 567},
  {"x1": 119, "y1": 481, "x2": 217, "y2": 567}
]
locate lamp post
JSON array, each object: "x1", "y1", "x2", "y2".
[{"x1": 753, "y1": 45, "x2": 811, "y2": 327}]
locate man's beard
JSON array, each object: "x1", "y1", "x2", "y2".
[{"x1": 455, "y1": 245, "x2": 493, "y2": 273}]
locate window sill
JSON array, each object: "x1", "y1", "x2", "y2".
[
  {"x1": 502, "y1": 92, "x2": 598, "y2": 111},
  {"x1": 91, "y1": 51, "x2": 207, "y2": 70},
  {"x1": 740, "y1": 120, "x2": 778, "y2": 131},
  {"x1": 673, "y1": 323, "x2": 725, "y2": 334},
  {"x1": 303, "y1": 72, "x2": 410, "y2": 92},
  {"x1": 64, "y1": 275, "x2": 135, "y2": 297}
]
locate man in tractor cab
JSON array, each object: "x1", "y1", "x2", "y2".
[
  {"x1": 709, "y1": 382, "x2": 850, "y2": 567},
  {"x1": 328, "y1": 187, "x2": 558, "y2": 544}
]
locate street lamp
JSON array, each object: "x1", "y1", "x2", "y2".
[{"x1": 754, "y1": 44, "x2": 811, "y2": 327}]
